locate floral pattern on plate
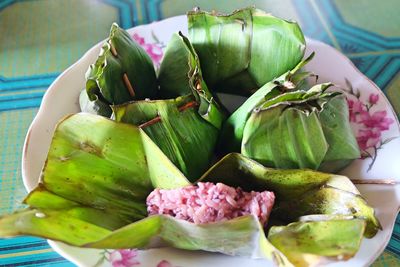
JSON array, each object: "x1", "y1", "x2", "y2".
[
  {"x1": 132, "y1": 32, "x2": 165, "y2": 67},
  {"x1": 94, "y1": 249, "x2": 178, "y2": 267},
  {"x1": 344, "y1": 80, "x2": 396, "y2": 171}
]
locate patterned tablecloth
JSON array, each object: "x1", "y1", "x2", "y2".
[{"x1": 0, "y1": 0, "x2": 399, "y2": 266}]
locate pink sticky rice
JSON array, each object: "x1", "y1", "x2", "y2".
[{"x1": 146, "y1": 182, "x2": 275, "y2": 226}]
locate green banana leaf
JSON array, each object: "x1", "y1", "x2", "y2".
[
  {"x1": 241, "y1": 83, "x2": 335, "y2": 169},
  {"x1": 0, "y1": 208, "x2": 291, "y2": 266},
  {"x1": 158, "y1": 31, "x2": 225, "y2": 130},
  {"x1": 158, "y1": 32, "x2": 192, "y2": 98},
  {"x1": 219, "y1": 54, "x2": 360, "y2": 172},
  {"x1": 219, "y1": 54, "x2": 315, "y2": 152},
  {"x1": 112, "y1": 94, "x2": 219, "y2": 181},
  {"x1": 219, "y1": 55, "x2": 360, "y2": 171},
  {"x1": 241, "y1": 84, "x2": 360, "y2": 171},
  {"x1": 30, "y1": 113, "x2": 189, "y2": 222},
  {"x1": 0, "y1": 112, "x2": 207, "y2": 244},
  {"x1": 200, "y1": 153, "x2": 381, "y2": 237},
  {"x1": 318, "y1": 94, "x2": 362, "y2": 172},
  {"x1": 112, "y1": 32, "x2": 226, "y2": 181},
  {"x1": 268, "y1": 216, "x2": 366, "y2": 267},
  {"x1": 83, "y1": 23, "x2": 158, "y2": 109},
  {"x1": 188, "y1": 7, "x2": 305, "y2": 95}
]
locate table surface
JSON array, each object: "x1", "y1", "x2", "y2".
[{"x1": 1, "y1": 0, "x2": 400, "y2": 266}]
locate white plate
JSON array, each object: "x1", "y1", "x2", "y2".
[{"x1": 22, "y1": 15, "x2": 400, "y2": 267}]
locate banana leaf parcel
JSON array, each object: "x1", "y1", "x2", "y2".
[
  {"x1": 188, "y1": 7, "x2": 306, "y2": 96},
  {"x1": 81, "y1": 25, "x2": 225, "y2": 181},
  {"x1": 113, "y1": 32, "x2": 225, "y2": 181},
  {"x1": 80, "y1": 23, "x2": 158, "y2": 117},
  {"x1": 219, "y1": 55, "x2": 360, "y2": 172}
]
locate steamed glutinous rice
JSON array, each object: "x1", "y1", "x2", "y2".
[{"x1": 146, "y1": 182, "x2": 275, "y2": 225}]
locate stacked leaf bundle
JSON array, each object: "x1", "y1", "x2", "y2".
[
  {"x1": 219, "y1": 54, "x2": 360, "y2": 172},
  {"x1": 0, "y1": 7, "x2": 377, "y2": 267},
  {"x1": 80, "y1": 23, "x2": 225, "y2": 181}
]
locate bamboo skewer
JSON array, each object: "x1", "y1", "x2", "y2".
[
  {"x1": 110, "y1": 42, "x2": 118, "y2": 57},
  {"x1": 139, "y1": 102, "x2": 198, "y2": 129},
  {"x1": 123, "y1": 73, "x2": 136, "y2": 97},
  {"x1": 350, "y1": 179, "x2": 398, "y2": 185},
  {"x1": 109, "y1": 41, "x2": 136, "y2": 99}
]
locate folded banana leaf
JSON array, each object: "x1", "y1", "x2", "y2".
[
  {"x1": 113, "y1": 32, "x2": 225, "y2": 181},
  {"x1": 112, "y1": 94, "x2": 219, "y2": 181},
  {"x1": 241, "y1": 84, "x2": 342, "y2": 170},
  {"x1": 81, "y1": 23, "x2": 158, "y2": 115},
  {"x1": 0, "y1": 113, "x2": 293, "y2": 266},
  {"x1": 158, "y1": 32, "x2": 192, "y2": 98},
  {"x1": 200, "y1": 153, "x2": 381, "y2": 237},
  {"x1": 220, "y1": 56, "x2": 360, "y2": 172},
  {"x1": 158, "y1": 31, "x2": 225, "y2": 129},
  {"x1": 0, "y1": 208, "x2": 291, "y2": 266},
  {"x1": 268, "y1": 216, "x2": 366, "y2": 267},
  {"x1": 29, "y1": 113, "x2": 189, "y2": 222},
  {"x1": 220, "y1": 54, "x2": 315, "y2": 152},
  {"x1": 188, "y1": 7, "x2": 305, "y2": 95}
]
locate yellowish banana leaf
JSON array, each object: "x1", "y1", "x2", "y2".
[
  {"x1": 268, "y1": 216, "x2": 366, "y2": 267},
  {"x1": 200, "y1": 153, "x2": 381, "y2": 237},
  {"x1": 0, "y1": 113, "x2": 291, "y2": 266}
]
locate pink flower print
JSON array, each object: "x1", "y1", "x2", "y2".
[
  {"x1": 132, "y1": 33, "x2": 163, "y2": 66},
  {"x1": 357, "y1": 128, "x2": 381, "y2": 151},
  {"x1": 345, "y1": 81, "x2": 397, "y2": 171},
  {"x1": 347, "y1": 98, "x2": 366, "y2": 122},
  {"x1": 142, "y1": 43, "x2": 163, "y2": 65},
  {"x1": 157, "y1": 260, "x2": 172, "y2": 267},
  {"x1": 132, "y1": 33, "x2": 145, "y2": 45},
  {"x1": 109, "y1": 249, "x2": 140, "y2": 267},
  {"x1": 368, "y1": 93, "x2": 379, "y2": 105},
  {"x1": 360, "y1": 110, "x2": 394, "y2": 131}
]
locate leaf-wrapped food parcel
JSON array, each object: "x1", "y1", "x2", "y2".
[
  {"x1": 0, "y1": 113, "x2": 189, "y2": 241},
  {"x1": 220, "y1": 56, "x2": 360, "y2": 172},
  {"x1": 200, "y1": 153, "x2": 381, "y2": 237},
  {"x1": 188, "y1": 7, "x2": 305, "y2": 95},
  {"x1": 81, "y1": 23, "x2": 158, "y2": 115},
  {"x1": 28, "y1": 113, "x2": 189, "y2": 222},
  {"x1": 113, "y1": 95, "x2": 219, "y2": 181},
  {"x1": 114, "y1": 32, "x2": 225, "y2": 181},
  {"x1": 158, "y1": 32, "x2": 192, "y2": 98},
  {"x1": 158, "y1": 32, "x2": 225, "y2": 129},
  {"x1": 219, "y1": 54, "x2": 315, "y2": 152}
]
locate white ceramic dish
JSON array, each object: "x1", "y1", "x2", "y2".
[{"x1": 22, "y1": 15, "x2": 400, "y2": 267}]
